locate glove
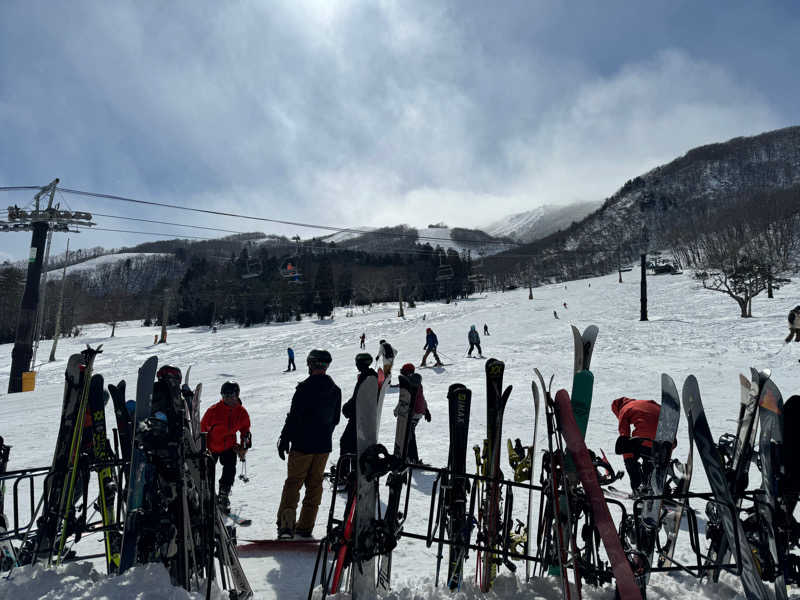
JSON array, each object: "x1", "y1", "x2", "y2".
[
  {"x1": 424, "y1": 408, "x2": 431, "y2": 422},
  {"x1": 234, "y1": 444, "x2": 248, "y2": 460},
  {"x1": 375, "y1": 356, "x2": 379, "y2": 363},
  {"x1": 277, "y1": 437, "x2": 289, "y2": 461},
  {"x1": 241, "y1": 431, "x2": 252, "y2": 450}
]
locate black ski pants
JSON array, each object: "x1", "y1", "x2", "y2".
[
  {"x1": 624, "y1": 445, "x2": 653, "y2": 492},
  {"x1": 287, "y1": 357, "x2": 296, "y2": 371},
  {"x1": 467, "y1": 342, "x2": 482, "y2": 356},
  {"x1": 211, "y1": 448, "x2": 238, "y2": 492}
]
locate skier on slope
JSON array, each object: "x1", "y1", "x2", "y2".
[
  {"x1": 276, "y1": 349, "x2": 342, "y2": 539},
  {"x1": 200, "y1": 381, "x2": 252, "y2": 513},
  {"x1": 337, "y1": 353, "x2": 377, "y2": 484},
  {"x1": 375, "y1": 339, "x2": 396, "y2": 379},
  {"x1": 360, "y1": 332, "x2": 366, "y2": 349},
  {"x1": 483, "y1": 323, "x2": 490, "y2": 336},
  {"x1": 399, "y1": 363, "x2": 431, "y2": 464},
  {"x1": 786, "y1": 305, "x2": 800, "y2": 342},
  {"x1": 420, "y1": 327, "x2": 443, "y2": 367},
  {"x1": 467, "y1": 325, "x2": 483, "y2": 358},
  {"x1": 611, "y1": 396, "x2": 661, "y2": 494},
  {"x1": 285, "y1": 347, "x2": 296, "y2": 372}
]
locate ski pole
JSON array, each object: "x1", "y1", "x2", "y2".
[{"x1": 239, "y1": 458, "x2": 249, "y2": 483}]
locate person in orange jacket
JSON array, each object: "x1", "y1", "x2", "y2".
[
  {"x1": 611, "y1": 396, "x2": 660, "y2": 494},
  {"x1": 201, "y1": 381, "x2": 252, "y2": 512}
]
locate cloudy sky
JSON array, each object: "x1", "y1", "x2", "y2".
[{"x1": 1, "y1": 1, "x2": 798, "y2": 261}]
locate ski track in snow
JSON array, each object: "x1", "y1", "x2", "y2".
[{"x1": 2, "y1": 269, "x2": 799, "y2": 599}]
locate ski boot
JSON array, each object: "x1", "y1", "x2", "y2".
[{"x1": 218, "y1": 484, "x2": 231, "y2": 514}]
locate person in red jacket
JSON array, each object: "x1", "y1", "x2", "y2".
[
  {"x1": 201, "y1": 381, "x2": 252, "y2": 512},
  {"x1": 399, "y1": 363, "x2": 431, "y2": 464},
  {"x1": 611, "y1": 396, "x2": 660, "y2": 494}
]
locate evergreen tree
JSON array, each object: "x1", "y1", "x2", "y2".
[{"x1": 313, "y1": 257, "x2": 335, "y2": 318}]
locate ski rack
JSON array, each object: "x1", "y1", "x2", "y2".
[
  {"x1": 0, "y1": 461, "x2": 128, "y2": 569},
  {"x1": 629, "y1": 488, "x2": 755, "y2": 578}
]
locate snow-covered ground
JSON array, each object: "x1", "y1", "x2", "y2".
[{"x1": 2, "y1": 268, "x2": 799, "y2": 599}]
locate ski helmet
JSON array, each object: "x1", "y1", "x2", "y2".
[
  {"x1": 307, "y1": 349, "x2": 332, "y2": 370},
  {"x1": 400, "y1": 363, "x2": 415, "y2": 376},
  {"x1": 221, "y1": 381, "x2": 240, "y2": 397},
  {"x1": 379, "y1": 339, "x2": 386, "y2": 345},
  {"x1": 157, "y1": 365, "x2": 182, "y2": 383},
  {"x1": 355, "y1": 353, "x2": 372, "y2": 371}
]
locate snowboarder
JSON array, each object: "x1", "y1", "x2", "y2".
[
  {"x1": 467, "y1": 325, "x2": 483, "y2": 358},
  {"x1": 338, "y1": 353, "x2": 376, "y2": 483},
  {"x1": 611, "y1": 396, "x2": 661, "y2": 493},
  {"x1": 276, "y1": 349, "x2": 341, "y2": 539},
  {"x1": 286, "y1": 347, "x2": 296, "y2": 372},
  {"x1": 400, "y1": 363, "x2": 431, "y2": 464},
  {"x1": 786, "y1": 305, "x2": 800, "y2": 342},
  {"x1": 420, "y1": 328, "x2": 443, "y2": 367},
  {"x1": 375, "y1": 339, "x2": 396, "y2": 379},
  {"x1": 200, "y1": 381, "x2": 252, "y2": 513},
  {"x1": 360, "y1": 332, "x2": 366, "y2": 349},
  {"x1": 483, "y1": 323, "x2": 490, "y2": 336}
]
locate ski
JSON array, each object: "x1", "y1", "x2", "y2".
[
  {"x1": 54, "y1": 344, "x2": 103, "y2": 565},
  {"x1": 639, "y1": 374, "x2": 680, "y2": 583},
  {"x1": 375, "y1": 372, "x2": 419, "y2": 593},
  {"x1": 682, "y1": 375, "x2": 768, "y2": 600},
  {"x1": 118, "y1": 355, "x2": 158, "y2": 573},
  {"x1": 445, "y1": 383, "x2": 472, "y2": 590},
  {"x1": 526, "y1": 379, "x2": 540, "y2": 582},
  {"x1": 755, "y1": 377, "x2": 788, "y2": 600},
  {"x1": 86, "y1": 373, "x2": 121, "y2": 573},
  {"x1": 21, "y1": 353, "x2": 84, "y2": 565},
  {"x1": 479, "y1": 358, "x2": 512, "y2": 592},
  {"x1": 108, "y1": 381, "x2": 132, "y2": 465},
  {"x1": 226, "y1": 513, "x2": 252, "y2": 527},
  {"x1": 555, "y1": 388, "x2": 642, "y2": 600},
  {"x1": 239, "y1": 539, "x2": 320, "y2": 551}
]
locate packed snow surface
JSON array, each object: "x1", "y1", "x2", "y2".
[{"x1": 2, "y1": 269, "x2": 799, "y2": 599}]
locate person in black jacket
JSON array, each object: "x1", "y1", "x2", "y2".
[
  {"x1": 786, "y1": 305, "x2": 800, "y2": 342},
  {"x1": 337, "y1": 353, "x2": 376, "y2": 485},
  {"x1": 276, "y1": 349, "x2": 342, "y2": 539}
]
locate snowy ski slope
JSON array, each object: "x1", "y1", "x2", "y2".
[{"x1": 2, "y1": 268, "x2": 799, "y2": 599}]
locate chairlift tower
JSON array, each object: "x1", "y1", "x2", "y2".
[{"x1": 1, "y1": 179, "x2": 95, "y2": 392}]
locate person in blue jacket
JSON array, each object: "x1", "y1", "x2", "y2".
[
  {"x1": 420, "y1": 327, "x2": 443, "y2": 367},
  {"x1": 285, "y1": 347, "x2": 296, "y2": 372}
]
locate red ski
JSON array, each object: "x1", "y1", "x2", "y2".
[{"x1": 554, "y1": 389, "x2": 642, "y2": 600}]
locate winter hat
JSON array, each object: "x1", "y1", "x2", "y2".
[
  {"x1": 221, "y1": 381, "x2": 240, "y2": 396},
  {"x1": 470, "y1": 324, "x2": 476, "y2": 330},
  {"x1": 400, "y1": 363, "x2": 415, "y2": 376},
  {"x1": 426, "y1": 328, "x2": 432, "y2": 333},
  {"x1": 611, "y1": 397, "x2": 630, "y2": 417},
  {"x1": 355, "y1": 353, "x2": 373, "y2": 371},
  {"x1": 379, "y1": 339, "x2": 386, "y2": 344},
  {"x1": 307, "y1": 349, "x2": 333, "y2": 370},
  {"x1": 157, "y1": 365, "x2": 182, "y2": 383}
]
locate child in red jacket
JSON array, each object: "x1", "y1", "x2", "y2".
[{"x1": 201, "y1": 381, "x2": 251, "y2": 512}]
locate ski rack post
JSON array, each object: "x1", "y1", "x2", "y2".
[{"x1": 2, "y1": 465, "x2": 50, "y2": 537}]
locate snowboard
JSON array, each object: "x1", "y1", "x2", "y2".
[
  {"x1": 555, "y1": 388, "x2": 642, "y2": 600},
  {"x1": 353, "y1": 370, "x2": 380, "y2": 598},
  {"x1": 682, "y1": 375, "x2": 768, "y2": 600}
]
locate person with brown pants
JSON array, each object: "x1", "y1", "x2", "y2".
[{"x1": 276, "y1": 349, "x2": 342, "y2": 539}]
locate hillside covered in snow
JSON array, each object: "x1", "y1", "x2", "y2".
[{"x1": 2, "y1": 265, "x2": 800, "y2": 599}]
